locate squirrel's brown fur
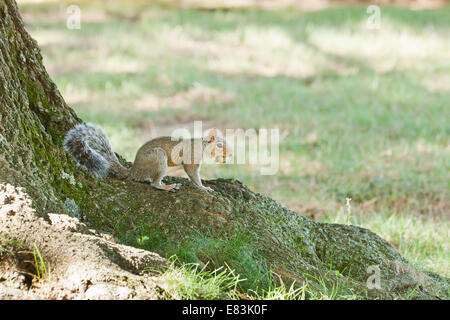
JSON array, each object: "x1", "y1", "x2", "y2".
[{"x1": 63, "y1": 123, "x2": 231, "y2": 192}]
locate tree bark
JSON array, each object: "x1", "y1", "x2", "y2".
[
  {"x1": 0, "y1": 0, "x2": 448, "y2": 299},
  {"x1": 0, "y1": 0, "x2": 81, "y2": 213}
]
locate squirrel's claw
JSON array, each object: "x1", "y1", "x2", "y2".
[
  {"x1": 171, "y1": 183, "x2": 182, "y2": 191},
  {"x1": 152, "y1": 183, "x2": 182, "y2": 192}
]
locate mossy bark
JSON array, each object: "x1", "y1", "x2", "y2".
[
  {"x1": 0, "y1": 0, "x2": 447, "y2": 299},
  {"x1": 0, "y1": 0, "x2": 83, "y2": 213}
]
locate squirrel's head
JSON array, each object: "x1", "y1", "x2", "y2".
[{"x1": 203, "y1": 128, "x2": 232, "y2": 164}]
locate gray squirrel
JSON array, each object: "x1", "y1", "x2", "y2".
[{"x1": 63, "y1": 123, "x2": 232, "y2": 192}]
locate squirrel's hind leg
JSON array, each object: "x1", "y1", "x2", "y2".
[{"x1": 129, "y1": 147, "x2": 181, "y2": 192}]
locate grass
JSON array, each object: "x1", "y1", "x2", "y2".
[
  {"x1": 131, "y1": 230, "x2": 275, "y2": 292},
  {"x1": 32, "y1": 243, "x2": 50, "y2": 280},
  {"x1": 148, "y1": 256, "x2": 356, "y2": 300},
  {"x1": 19, "y1": 0, "x2": 450, "y2": 297},
  {"x1": 151, "y1": 255, "x2": 429, "y2": 300},
  {"x1": 150, "y1": 258, "x2": 244, "y2": 299},
  {"x1": 0, "y1": 234, "x2": 50, "y2": 284}
]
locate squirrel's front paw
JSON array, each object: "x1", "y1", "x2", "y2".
[{"x1": 200, "y1": 186, "x2": 214, "y2": 192}]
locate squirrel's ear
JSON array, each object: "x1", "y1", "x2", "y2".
[{"x1": 206, "y1": 128, "x2": 217, "y2": 142}]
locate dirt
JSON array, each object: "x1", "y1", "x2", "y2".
[{"x1": 0, "y1": 183, "x2": 166, "y2": 299}]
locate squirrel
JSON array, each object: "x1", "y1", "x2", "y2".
[{"x1": 63, "y1": 123, "x2": 232, "y2": 192}]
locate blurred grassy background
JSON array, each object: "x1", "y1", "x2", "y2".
[{"x1": 18, "y1": 0, "x2": 449, "y2": 276}]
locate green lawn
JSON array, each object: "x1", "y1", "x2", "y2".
[{"x1": 20, "y1": 0, "x2": 449, "y2": 279}]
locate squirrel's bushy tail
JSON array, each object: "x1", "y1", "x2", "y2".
[{"x1": 63, "y1": 123, "x2": 129, "y2": 178}]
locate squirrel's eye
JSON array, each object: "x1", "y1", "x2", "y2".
[{"x1": 217, "y1": 143, "x2": 223, "y2": 148}]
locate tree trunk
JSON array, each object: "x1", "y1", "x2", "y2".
[
  {"x1": 0, "y1": 0, "x2": 447, "y2": 299},
  {"x1": 0, "y1": 0, "x2": 81, "y2": 214}
]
